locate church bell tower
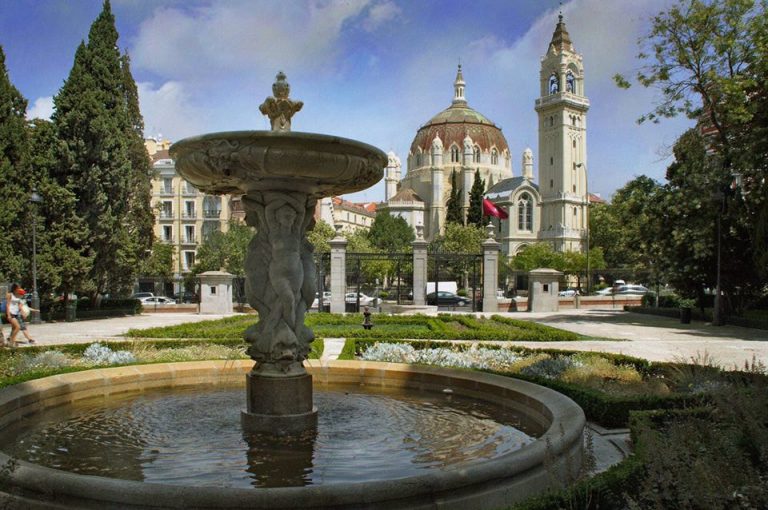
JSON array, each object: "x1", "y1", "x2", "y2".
[{"x1": 535, "y1": 14, "x2": 589, "y2": 252}]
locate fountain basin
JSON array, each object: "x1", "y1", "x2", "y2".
[
  {"x1": 0, "y1": 361, "x2": 585, "y2": 509},
  {"x1": 169, "y1": 131, "x2": 387, "y2": 197}
]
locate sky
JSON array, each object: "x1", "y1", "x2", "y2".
[{"x1": 1, "y1": 0, "x2": 695, "y2": 203}]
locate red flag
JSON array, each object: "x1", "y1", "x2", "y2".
[{"x1": 482, "y1": 198, "x2": 508, "y2": 219}]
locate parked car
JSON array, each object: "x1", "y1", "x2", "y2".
[
  {"x1": 139, "y1": 296, "x2": 176, "y2": 306},
  {"x1": 345, "y1": 292, "x2": 374, "y2": 306},
  {"x1": 558, "y1": 288, "x2": 580, "y2": 297},
  {"x1": 426, "y1": 291, "x2": 469, "y2": 307},
  {"x1": 131, "y1": 292, "x2": 154, "y2": 300},
  {"x1": 615, "y1": 284, "x2": 650, "y2": 295}
]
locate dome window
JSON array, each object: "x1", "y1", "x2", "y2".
[
  {"x1": 450, "y1": 146, "x2": 460, "y2": 163},
  {"x1": 491, "y1": 148, "x2": 498, "y2": 165},
  {"x1": 473, "y1": 146, "x2": 481, "y2": 163}
]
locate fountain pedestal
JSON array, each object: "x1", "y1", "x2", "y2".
[
  {"x1": 170, "y1": 72, "x2": 386, "y2": 435},
  {"x1": 242, "y1": 372, "x2": 316, "y2": 435}
]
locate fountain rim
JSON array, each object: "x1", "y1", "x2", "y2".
[
  {"x1": 0, "y1": 360, "x2": 585, "y2": 509},
  {"x1": 169, "y1": 130, "x2": 389, "y2": 161}
]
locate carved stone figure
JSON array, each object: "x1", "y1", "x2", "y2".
[
  {"x1": 259, "y1": 72, "x2": 304, "y2": 132},
  {"x1": 242, "y1": 192, "x2": 317, "y2": 374}
]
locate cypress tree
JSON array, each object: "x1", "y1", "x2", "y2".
[
  {"x1": 445, "y1": 170, "x2": 463, "y2": 225},
  {"x1": 53, "y1": 0, "x2": 142, "y2": 297},
  {"x1": 0, "y1": 45, "x2": 29, "y2": 281},
  {"x1": 467, "y1": 170, "x2": 485, "y2": 227}
]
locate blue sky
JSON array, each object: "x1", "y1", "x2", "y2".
[{"x1": 1, "y1": 0, "x2": 694, "y2": 202}]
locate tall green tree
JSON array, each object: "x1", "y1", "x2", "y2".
[
  {"x1": 445, "y1": 171, "x2": 463, "y2": 225},
  {"x1": 52, "y1": 0, "x2": 150, "y2": 298},
  {"x1": 466, "y1": 170, "x2": 485, "y2": 227},
  {"x1": 27, "y1": 119, "x2": 92, "y2": 301},
  {"x1": 0, "y1": 46, "x2": 29, "y2": 281},
  {"x1": 617, "y1": 0, "x2": 768, "y2": 287},
  {"x1": 367, "y1": 210, "x2": 414, "y2": 253},
  {"x1": 138, "y1": 240, "x2": 174, "y2": 281},
  {"x1": 511, "y1": 243, "x2": 565, "y2": 273}
]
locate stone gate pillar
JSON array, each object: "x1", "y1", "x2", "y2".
[
  {"x1": 412, "y1": 225, "x2": 428, "y2": 306},
  {"x1": 329, "y1": 226, "x2": 347, "y2": 314},
  {"x1": 482, "y1": 223, "x2": 500, "y2": 312}
]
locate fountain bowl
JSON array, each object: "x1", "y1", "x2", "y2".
[
  {"x1": 169, "y1": 131, "x2": 387, "y2": 197},
  {"x1": 0, "y1": 360, "x2": 584, "y2": 509}
]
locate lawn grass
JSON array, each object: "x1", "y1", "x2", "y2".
[{"x1": 126, "y1": 313, "x2": 583, "y2": 342}]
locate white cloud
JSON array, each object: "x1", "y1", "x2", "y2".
[
  {"x1": 27, "y1": 96, "x2": 54, "y2": 120},
  {"x1": 137, "y1": 81, "x2": 206, "y2": 141},
  {"x1": 362, "y1": 1, "x2": 402, "y2": 32},
  {"x1": 131, "y1": 0, "x2": 371, "y2": 82}
]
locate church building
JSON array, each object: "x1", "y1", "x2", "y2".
[{"x1": 381, "y1": 15, "x2": 589, "y2": 257}]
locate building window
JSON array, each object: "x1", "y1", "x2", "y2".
[
  {"x1": 202, "y1": 221, "x2": 220, "y2": 240},
  {"x1": 518, "y1": 193, "x2": 533, "y2": 232},
  {"x1": 573, "y1": 184, "x2": 576, "y2": 192},
  {"x1": 184, "y1": 225, "x2": 195, "y2": 243},
  {"x1": 548, "y1": 73, "x2": 559, "y2": 94},
  {"x1": 566, "y1": 71, "x2": 575, "y2": 93},
  {"x1": 162, "y1": 178, "x2": 173, "y2": 194},
  {"x1": 162, "y1": 225, "x2": 172, "y2": 242},
  {"x1": 491, "y1": 149, "x2": 498, "y2": 165},
  {"x1": 183, "y1": 251, "x2": 195, "y2": 271},
  {"x1": 550, "y1": 157, "x2": 554, "y2": 165},
  {"x1": 184, "y1": 201, "x2": 195, "y2": 218},
  {"x1": 573, "y1": 207, "x2": 578, "y2": 216},
  {"x1": 550, "y1": 179, "x2": 554, "y2": 188},
  {"x1": 450, "y1": 146, "x2": 460, "y2": 163},
  {"x1": 573, "y1": 139, "x2": 576, "y2": 148},
  {"x1": 161, "y1": 201, "x2": 172, "y2": 219},
  {"x1": 473, "y1": 146, "x2": 481, "y2": 163}
]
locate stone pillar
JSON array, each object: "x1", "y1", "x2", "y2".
[
  {"x1": 199, "y1": 271, "x2": 234, "y2": 314},
  {"x1": 527, "y1": 268, "x2": 562, "y2": 312},
  {"x1": 482, "y1": 223, "x2": 500, "y2": 313},
  {"x1": 412, "y1": 225, "x2": 428, "y2": 306},
  {"x1": 329, "y1": 226, "x2": 347, "y2": 314}
]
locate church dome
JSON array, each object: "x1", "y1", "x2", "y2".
[{"x1": 409, "y1": 66, "x2": 509, "y2": 155}]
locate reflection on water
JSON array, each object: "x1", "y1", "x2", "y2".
[{"x1": 1, "y1": 384, "x2": 542, "y2": 488}]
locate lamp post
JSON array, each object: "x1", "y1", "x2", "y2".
[
  {"x1": 29, "y1": 189, "x2": 43, "y2": 325},
  {"x1": 577, "y1": 163, "x2": 590, "y2": 294}
]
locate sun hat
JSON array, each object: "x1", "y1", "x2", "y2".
[{"x1": 16, "y1": 289, "x2": 25, "y2": 295}]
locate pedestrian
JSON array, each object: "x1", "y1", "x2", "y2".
[
  {"x1": 5, "y1": 283, "x2": 36, "y2": 347},
  {"x1": 362, "y1": 306, "x2": 373, "y2": 330}
]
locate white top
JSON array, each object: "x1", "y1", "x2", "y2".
[{"x1": 7, "y1": 294, "x2": 21, "y2": 315}]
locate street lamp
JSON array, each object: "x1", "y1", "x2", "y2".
[
  {"x1": 29, "y1": 189, "x2": 43, "y2": 325},
  {"x1": 576, "y1": 163, "x2": 590, "y2": 294}
]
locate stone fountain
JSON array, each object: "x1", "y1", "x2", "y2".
[{"x1": 170, "y1": 72, "x2": 387, "y2": 434}]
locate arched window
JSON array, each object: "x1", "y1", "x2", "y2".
[
  {"x1": 491, "y1": 148, "x2": 498, "y2": 165},
  {"x1": 518, "y1": 193, "x2": 533, "y2": 231},
  {"x1": 566, "y1": 72, "x2": 575, "y2": 93},
  {"x1": 450, "y1": 146, "x2": 460, "y2": 163},
  {"x1": 473, "y1": 146, "x2": 481, "y2": 163},
  {"x1": 416, "y1": 151, "x2": 422, "y2": 167},
  {"x1": 548, "y1": 73, "x2": 559, "y2": 94}
]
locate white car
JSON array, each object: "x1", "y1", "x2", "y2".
[
  {"x1": 345, "y1": 292, "x2": 374, "y2": 306},
  {"x1": 558, "y1": 288, "x2": 580, "y2": 297},
  {"x1": 139, "y1": 296, "x2": 176, "y2": 306}
]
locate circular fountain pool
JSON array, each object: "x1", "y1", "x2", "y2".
[{"x1": 0, "y1": 360, "x2": 584, "y2": 509}]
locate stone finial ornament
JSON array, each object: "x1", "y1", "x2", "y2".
[
  {"x1": 259, "y1": 71, "x2": 304, "y2": 132},
  {"x1": 486, "y1": 222, "x2": 496, "y2": 240},
  {"x1": 415, "y1": 224, "x2": 424, "y2": 240}
]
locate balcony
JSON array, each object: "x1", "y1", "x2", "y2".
[
  {"x1": 160, "y1": 237, "x2": 175, "y2": 244},
  {"x1": 158, "y1": 211, "x2": 175, "y2": 220},
  {"x1": 159, "y1": 188, "x2": 174, "y2": 196},
  {"x1": 181, "y1": 236, "x2": 197, "y2": 245},
  {"x1": 181, "y1": 211, "x2": 197, "y2": 220},
  {"x1": 182, "y1": 186, "x2": 198, "y2": 197},
  {"x1": 203, "y1": 209, "x2": 221, "y2": 219}
]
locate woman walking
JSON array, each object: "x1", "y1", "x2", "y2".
[{"x1": 5, "y1": 284, "x2": 36, "y2": 347}]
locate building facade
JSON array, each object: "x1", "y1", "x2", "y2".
[
  {"x1": 383, "y1": 15, "x2": 590, "y2": 257},
  {"x1": 145, "y1": 139, "x2": 241, "y2": 294}
]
